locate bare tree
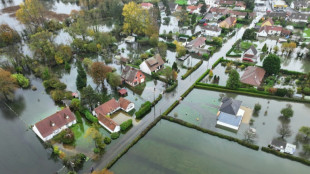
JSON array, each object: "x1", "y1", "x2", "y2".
[
  {"x1": 243, "y1": 129, "x2": 257, "y2": 143},
  {"x1": 277, "y1": 123, "x2": 292, "y2": 139}
]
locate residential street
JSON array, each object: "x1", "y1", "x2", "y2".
[{"x1": 79, "y1": 14, "x2": 263, "y2": 173}]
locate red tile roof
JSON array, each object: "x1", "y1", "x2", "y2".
[
  {"x1": 94, "y1": 98, "x2": 120, "y2": 116},
  {"x1": 118, "y1": 88, "x2": 127, "y2": 95},
  {"x1": 34, "y1": 108, "x2": 76, "y2": 138},
  {"x1": 259, "y1": 25, "x2": 283, "y2": 33},
  {"x1": 98, "y1": 114, "x2": 118, "y2": 132},
  {"x1": 240, "y1": 66, "x2": 266, "y2": 86},
  {"x1": 141, "y1": 2, "x2": 153, "y2": 7},
  {"x1": 119, "y1": 97, "x2": 131, "y2": 110}
]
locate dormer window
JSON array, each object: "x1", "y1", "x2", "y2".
[
  {"x1": 64, "y1": 113, "x2": 69, "y2": 119},
  {"x1": 50, "y1": 121, "x2": 55, "y2": 127}
]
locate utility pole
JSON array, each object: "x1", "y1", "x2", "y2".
[{"x1": 154, "y1": 87, "x2": 156, "y2": 121}]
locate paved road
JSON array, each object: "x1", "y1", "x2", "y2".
[{"x1": 78, "y1": 14, "x2": 263, "y2": 174}]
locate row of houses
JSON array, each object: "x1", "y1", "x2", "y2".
[
  {"x1": 257, "y1": 18, "x2": 291, "y2": 37},
  {"x1": 209, "y1": 7, "x2": 256, "y2": 19},
  {"x1": 265, "y1": 11, "x2": 310, "y2": 23}
]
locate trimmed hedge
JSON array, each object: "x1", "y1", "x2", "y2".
[
  {"x1": 196, "y1": 69, "x2": 210, "y2": 83},
  {"x1": 165, "y1": 81, "x2": 178, "y2": 93},
  {"x1": 74, "y1": 111, "x2": 83, "y2": 124},
  {"x1": 162, "y1": 100, "x2": 179, "y2": 116},
  {"x1": 166, "y1": 42, "x2": 176, "y2": 49},
  {"x1": 195, "y1": 83, "x2": 310, "y2": 104},
  {"x1": 181, "y1": 85, "x2": 194, "y2": 99},
  {"x1": 82, "y1": 110, "x2": 98, "y2": 123},
  {"x1": 212, "y1": 57, "x2": 224, "y2": 69},
  {"x1": 162, "y1": 116, "x2": 259, "y2": 150},
  {"x1": 280, "y1": 69, "x2": 305, "y2": 76},
  {"x1": 120, "y1": 119, "x2": 133, "y2": 132},
  {"x1": 106, "y1": 117, "x2": 162, "y2": 169},
  {"x1": 135, "y1": 101, "x2": 152, "y2": 119},
  {"x1": 181, "y1": 60, "x2": 203, "y2": 80},
  {"x1": 152, "y1": 94, "x2": 162, "y2": 106},
  {"x1": 261, "y1": 147, "x2": 310, "y2": 166}
]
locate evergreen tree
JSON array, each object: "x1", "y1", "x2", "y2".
[
  {"x1": 263, "y1": 54, "x2": 281, "y2": 75},
  {"x1": 262, "y1": 43, "x2": 268, "y2": 53},
  {"x1": 76, "y1": 61, "x2": 87, "y2": 90},
  {"x1": 226, "y1": 69, "x2": 240, "y2": 89}
]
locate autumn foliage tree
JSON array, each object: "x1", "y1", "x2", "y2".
[
  {"x1": 16, "y1": 0, "x2": 46, "y2": 31},
  {"x1": 122, "y1": 2, "x2": 150, "y2": 35},
  {"x1": 90, "y1": 62, "x2": 112, "y2": 89},
  {"x1": 0, "y1": 24, "x2": 21, "y2": 47},
  {"x1": 0, "y1": 68, "x2": 17, "y2": 101}
]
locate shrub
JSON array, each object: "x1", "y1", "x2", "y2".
[
  {"x1": 111, "y1": 132, "x2": 120, "y2": 140},
  {"x1": 104, "y1": 137, "x2": 111, "y2": 144},
  {"x1": 202, "y1": 53, "x2": 210, "y2": 60},
  {"x1": 120, "y1": 119, "x2": 133, "y2": 132},
  {"x1": 50, "y1": 90, "x2": 66, "y2": 102},
  {"x1": 135, "y1": 101, "x2": 152, "y2": 119},
  {"x1": 43, "y1": 78, "x2": 66, "y2": 90},
  {"x1": 152, "y1": 94, "x2": 162, "y2": 106},
  {"x1": 93, "y1": 148, "x2": 100, "y2": 154},
  {"x1": 11, "y1": 74, "x2": 30, "y2": 88},
  {"x1": 83, "y1": 110, "x2": 98, "y2": 123},
  {"x1": 254, "y1": 103, "x2": 261, "y2": 112},
  {"x1": 303, "y1": 87, "x2": 310, "y2": 95},
  {"x1": 53, "y1": 129, "x2": 75, "y2": 144},
  {"x1": 275, "y1": 88, "x2": 288, "y2": 97},
  {"x1": 165, "y1": 81, "x2": 178, "y2": 93},
  {"x1": 70, "y1": 99, "x2": 80, "y2": 111}
]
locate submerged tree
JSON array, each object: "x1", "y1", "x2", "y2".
[
  {"x1": 0, "y1": 68, "x2": 17, "y2": 101},
  {"x1": 107, "y1": 72, "x2": 122, "y2": 90},
  {"x1": 277, "y1": 123, "x2": 292, "y2": 139},
  {"x1": 263, "y1": 54, "x2": 281, "y2": 75},
  {"x1": 76, "y1": 62, "x2": 87, "y2": 90},
  {"x1": 280, "y1": 104, "x2": 294, "y2": 120},
  {"x1": 90, "y1": 62, "x2": 112, "y2": 89},
  {"x1": 81, "y1": 85, "x2": 100, "y2": 109}
]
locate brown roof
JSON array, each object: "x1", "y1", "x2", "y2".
[
  {"x1": 34, "y1": 108, "x2": 76, "y2": 138},
  {"x1": 259, "y1": 25, "x2": 283, "y2": 33},
  {"x1": 121, "y1": 66, "x2": 142, "y2": 82},
  {"x1": 188, "y1": 37, "x2": 206, "y2": 47},
  {"x1": 219, "y1": 0, "x2": 235, "y2": 5},
  {"x1": 94, "y1": 98, "x2": 120, "y2": 116},
  {"x1": 240, "y1": 66, "x2": 266, "y2": 86},
  {"x1": 281, "y1": 29, "x2": 291, "y2": 36},
  {"x1": 145, "y1": 54, "x2": 165, "y2": 72},
  {"x1": 222, "y1": 17, "x2": 236, "y2": 26},
  {"x1": 203, "y1": 25, "x2": 222, "y2": 32},
  {"x1": 118, "y1": 88, "x2": 127, "y2": 95},
  {"x1": 98, "y1": 114, "x2": 118, "y2": 132},
  {"x1": 119, "y1": 97, "x2": 131, "y2": 110}
]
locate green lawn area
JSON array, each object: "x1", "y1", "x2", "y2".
[
  {"x1": 240, "y1": 41, "x2": 257, "y2": 50},
  {"x1": 236, "y1": 23, "x2": 243, "y2": 28},
  {"x1": 303, "y1": 28, "x2": 310, "y2": 38},
  {"x1": 175, "y1": 0, "x2": 187, "y2": 5}
]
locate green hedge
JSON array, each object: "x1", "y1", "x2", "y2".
[
  {"x1": 195, "y1": 83, "x2": 310, "y2": 104},
  {"x1": 106, "y1": 117, "x2": 162, "y2": 169},
  {"x1": 166, "y1": 42, "x2": 176, "y2": 49},
  {"x1": 152, "y1": 94, "x2": 162, "y2": 106},
  {"x1": 261, "y1": 147, "x2": 310, "y2": 166},
  {"x1": 181, "y1": 85, "x2": 194, "y2": 99},
  {"x1": 120, "y1": 119, "x2": 133, "y2": 132},
  {"x1": 82, "y1": 110, "x2": 98, "y2": 123},
  {"x1": 196, "y1": 69, "x2": 210, "y2": 83},
  {"x1": 135, "y1": 101, "x2": 152, "y2": 119},
  {"x1": 162, "y1": 100, "x2": 179, "y2": 116},
  {"x1": 165, "y1": 81, "x2": 178, "y2": 93},
  {"x1": 181, "y1": 60, "x2": 203, "y2": 80},
  {"x1": 280, "y1": 69, "x2": 305, "y2": 76},
  {"x1": 162, "y1": 116, "x2": 259, "y2": 150},
  {"x1": 111, "y1": 132, "x2": 120, "y2": 139},
  {"x1": 212, "y1": 57, "x2": 224, "y2": 69},
  {"x1": 74, "y1": 111, "x2": 83, "y2": 124}
]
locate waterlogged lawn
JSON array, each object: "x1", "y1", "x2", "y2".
[{"x1": 111, "y1": 120, "x2": 309, "y2": 174}]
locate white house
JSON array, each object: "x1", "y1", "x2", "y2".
[
  {"x1": 289, "y1": 13, "x2": 310, "y2": 23},
  {"x1": 257, "y1": 26, "x2": 283, "y2": 37},
  {"x1": 33, "y1": 108, "x2": 77, "y2": 141},
  {"x1": 93, "y1": 98, "x2": 134, "y2": 133},
  {"x1": 125, "y1": 36, "x2": 135, "y2": 43},
  {"x1": 202, "y1": 25, "x2": 222, "y2": 36},
  {"x1": 139, "y1": 54, "x2": 165, "y2": 75}
]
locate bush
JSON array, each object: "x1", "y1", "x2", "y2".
[
  {"x1": 275, "y1": 88, "x2": 288, "y2": 97},
  {"x1": 181, "y1": 60, "x2": 203, "y2": 80},
  {"x1": 74, "y1": 111, "x2": 83, "y2": 124},
  {"x1": 43, "y1": 78, "x2": 66, "y2": 90},
  {"x1": 53, "y1": 129, "x2": 75, "y2": 144},
  {"x1": 254, "y1": 103, "x2": 261, "y2": 112},
  {"x1": 152, "y1": 94, "x2": 162, "y2": 106},
  {"x1": 70, "y1": 99, "x2": 80, "y2": 111},
  {"x1": 261, "y1": 147, "x2": 310, "y2": 166},
  {"x1": 303, "y1": 87, "x2": 310, "y2": 95},
  {"x1": 202, "y1": 53, "x2": 210, "y2": 60},
  {"x1": 135, "y1": 101, "x2": 152, "y2": 119},
  {"x1": 165, "y1": 81, "x2": 178, "y2": 93},
  {"x1": 120, "y1": 119, "x2": 133, "y2": 132},
  {"x1": 11, "y1": 74, "x2": 30, "y2": 88},
  {"x1": 166, "y1": 42, "x2": 176, "y2": 49},
  {"x1": 104, "y1": 137, "x2": 111, "y2": 144},
  {"x1": 111, "y1": 132, "x2": 120, "y2": 140},
  {"x1": 93, "y1": 148, "x2": 100, "y2": 154},
  {"x1": 83, "y1": 110, "x2": 98, "y2": 123}
]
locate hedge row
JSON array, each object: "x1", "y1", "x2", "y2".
[
  {"x1": 181, "y1": 60, "x2": 203, "y2": 80},
  {"x1": 212, "y1": 57, "x2": 224, "y2": 69},
  {"x1": 162, "y1": 116, "x2": 259, "y2": 150},
  {"x1": 162, "y1": 100, "x2": 180, "y2": 116},
  {"x1": 195, "y1": 83, "x2": 310, "y2": 104},
  {"x1": 181, "y1": 85, "x2": 195, "y2": 99},
  {"x1": 135, "y1": 101, "x2": 152, "y2": 119},
  {"x1": 261, "y1": 147, "x2": 310, "y2": 166},
  {"x1": 82, "y1": 110, "x2": 98, "y2": 123},
  {"x1": 74, "y1": 111, "x2": 83, "y2": 124},
  {"x1": 196, "y1": 69, "x2": 210, "y2": 83},
  {"x1": 152, "y1": 94, "x2": 162, "y2": 106},
  {"x1": 106, "y1": 117, "x2": 162, "y2": 169},
  {"x1": 120, "y1": 119, "x2": 133, "y2": 132},
  {"x1": 165, "y1": 81, "x2": 178, "y2": 93},
  {"x1": 166, "y1": 42, "x2": 176, "y2": 49},
  {"x1": 279, "y1": 69, "x2": 305, "y2": 76}
]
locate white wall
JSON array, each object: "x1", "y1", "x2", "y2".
[{"x1": 140, "y1": 61, "x2": 152, "y2": 75}]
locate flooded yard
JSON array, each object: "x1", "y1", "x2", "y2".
[{"x1": 111, "y1": 120, "x2": 309, "y2": 174}]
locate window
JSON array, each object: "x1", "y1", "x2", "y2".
[{"x1": 140, "y1": 75, "x2": 142, "y2": 77}]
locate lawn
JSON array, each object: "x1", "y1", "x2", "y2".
[
  {"x1": 175, "y1": 0, "x2": 187, "y2": 5},
  {"x1": 303, "y1": 28, "x2": 310, "y2": 38},
  {"x1": 236, "y1": 23, "x2": 243, "y2": 28}
]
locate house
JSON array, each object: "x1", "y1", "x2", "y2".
[
  {"x1": 219, "y1": 16, "x2": 236, "y2": 28},
  {"x1": 188, "y1": 0, "x2": 198, "y2": 5},
  {"x1": 93, "y1": 98, "x2": 134, "y2": 133},
  {"x1": 272, "y1": 0, "x2": 287, "y2": 10},
  {"x1": 125, "y1": 36, "x2": 135, "y2": 43},
  {"x1": 291, "y1": 0, "x2": 310, "y2": 10},
  {"x1": 139, "y1": 54, "x2": 165, "y2": 75},
  {"x1": 254, "y1": 0, "x2": 267, "y2": 11},
  {"x1": 216, "y1": 97, "x2": 245, "y2": 130},
  {"x1": 32, "y1": 108, "x2": 77, "y2": 141},
  {"x1": 230, "y1": 11, "x2": 247, "y2": 18},
  {"x1": 219, "y1": 0, "x2": 235, "y2": 6},
  {"x1": 187, "y1": 37, "x2": 206, "y2": 49},
  {"x1": 269, "y1": 139, "x2": 296, "y2": 155},
  {"x1": 289, "y1": 13, "x2": 310, "y2": 23},
  {"x1": 242, "y1": 46, "x2": 258, "y2": 62},
  {"x1": 240, "y1": 66, "x2": 266, "y2": 87},
  {"x1": 202, "y1": 25, "x2": 222, "y2": 36},
  {"x1": 168, "y1": 2, "x2": 177, "y2": 12},
  {"x1": 205, "y1": 0, "x2": 218, "y2": 6},
  {"x1": 234, "y1": 1, "x2": 246, "y2": 10},
  {"x1": 265, "y1": 12, "x2": 287, "y2": 19},
  {"x1": 257, "y1": 26, "x2": 283, "y2": 37},
  {"x1": 140, "y1": 2, "x2": 154, "y2": 10},
  {"x1": 261, "y1": 18, "x2": 274, "y2": 27},
  {"x1": 281, "y1": 28, "x2": 291, "y2": 37},
  {"x1": 187, "y1": 4, "x2": 203, "y2": 14},
  {"x1": 121, "y1": 66, "x2": 145, "y2": 86}
]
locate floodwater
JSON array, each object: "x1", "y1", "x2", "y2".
[{"x1": 111, "y1": 120, "x2": 309, "y2": 174}]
